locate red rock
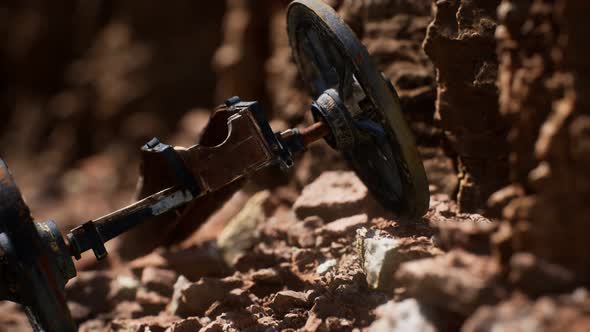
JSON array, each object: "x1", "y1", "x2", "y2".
[
  {"x1": 281, "y1": 312, "x2": 306, "y2": 330},
  {"x1": 141, "y1": 267, "x2": 178, "y2": 297},
  {"x1": 316, "y1": 214, "x2": 368, "y2": 237},
  {"x1": 168, "y1": 275, "x2": 243, "y2": 317},
  {"x1": 136, "y1": 289, "x2": 169, "y2": 315},
  {"x1": 128, "y1": 244, "x2": 230, "y2": 280},
  {"x1": 422, "y1": 147, "x2": 458, "y2": 197},
  {"x1": 251, "y1": 268, "x2": 282, "y2": 284},
  {"x1": 110, "y1": 315, "x2": 180, "y2": 332},
  {"x1": 369, "y1": 299, "x2": 436, "y2": 332},
  {"x1": 395, "y1": 250, "x2": 501, "y2": 315},
  {"x1": 463, "y1": 291, "x2": 590, "y2": 332},
  {"x1": 201, "y1": 311, "x2": 257, "y2": 332},
  {"x1": 78, "y1": 319, "x2": 108, "y2": 332},
  {"x1": 423, "y1": 0, "x2": 509, "y2": 212},
  {"x1": 357, "y1": 230, "x2": 442, "y2": 291},
  {"x1": 165, "y1": 317, "x2": 202, "y2": 332},
  {"x1": 495, "y1": 0, "x2": 590, "y2": 281},
  {"x1": 287, "y1": 216, "x2": 323, "y2": 248},
  {"x1": 66, "y1": 271, "x2": 139, "y2": 318},
  {"x1": 217, "y1": 190, "x2": 272, "y2": 265},
  {"x1": 293, "y1": 171, "x2": 375, "y2": 222},
  {"x1": 269, "y1": 290, "x2": 309, "y2": 315},
  {"x1": 508, "y1": 253, "x2": 576, "y2": 296},
  {"x1": 68, "y1": 301, "x2": 92, "y2": 322},
  {"x1": 113, "y1": 301, "x2": 144, "y2": 319},
  {"x1": 430, "y1": 212, "x2": 497, "y2": 255}
]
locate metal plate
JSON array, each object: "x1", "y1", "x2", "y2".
[{"x1": 287, "y1": 0, "x2": 429, "y2": 218}]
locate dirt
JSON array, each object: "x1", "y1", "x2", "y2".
[{"x1": 1, "y1": 0, "x2": 590, "y2": 331}]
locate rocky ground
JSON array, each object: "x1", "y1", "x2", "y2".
[{"x1": 1, "y1": 0, "x2": 590, "y2": 331}]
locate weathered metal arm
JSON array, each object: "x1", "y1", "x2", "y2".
[{"x1": 67, "y1": 102, "x2": 282, "y2": 260}]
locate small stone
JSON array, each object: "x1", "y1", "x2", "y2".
[
  {"x1": 67, "y1": 301, "x2": 91, "y2": 321},
  {"x1": 136, "y1": 289, "x2": 169, "y2": 315},
  {"x1": 203, "y1": 311, "x2": 257, "y2": 331},
  {"x1": 324, "y1": 317, "x2": 353, "y2": 330},
  {"x1": 226, "y1": 288, "x2": 252, "y2": 308},
  {"x1": 431, "y1": 214, "x2": 497, "y2": 255},
  {"x1": 287, "y1": 216, "x2": 323, "y2": 248},
  {"x1": 199, "y1": 321, "x2": 223, "y2": 332},
  {"x1": 110, "y1": 315, "x2": 179, "y2": 332},
  {"x1": 128, "y1": 243, "x2": 229, "y2": 280},
  {"x1": 316, "y1": 259, "x2": 338, "y2": 275},
  {"x1": 165, "y1": 317, "x2": 202, "y2": 332},
  {"x1": 270, "y1": 290, "x2": 309, "y2": 315},
  {"x1": 141, "y1": 267, "x2": 178, "y2": 297},
  {"x1": 78, "y1": 319, "x2": 108, "y2": 332},
  {"x1": 292, "y1": 248, "x2": 317, "y2": 271},
  {"x1": 65, "y1": 271, "x2": 116, "y2": 316},
  {"x1": 168, "y1": 275, "x2": 192, "y2": 316},
  {"x1": 282, "y1": 312, "x2": 306, "y2": 329},
  {"x1": 508, "y1": 253, "x2": 576, "y2": 296},
  {"x1": 251, "y1": 268, "x2": 282, "y2": 284},
  {"x1": 109, "y1": 275, "x2": 140, "y2": 303},
  {"x1": 357, "y1": 230, "x2": 442, "y2": 291},
  {"x1": 293, "y1": 171, "x2": 374, "y2": 222},
  {"x1": 113, "y1": 301, "x2": 144, "y2": 319},
  {"x1": 168, "y1": 275, "x2": 242, "y2": 317},
  {"x1": 368, "y1": 299, "x2": 437, "y2": 332},
  {"x1": 303, "y1": 313, "x2": 323, "y2": 332}
]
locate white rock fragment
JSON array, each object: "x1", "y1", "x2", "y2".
[
  {"x1": 356, "y1": 228, "x2": 442, "y2": 291},
  {"x1": 362, "y1": 233, "x2": 398, "y2": 290},
  {"x1": 369, "y1": 299, "x2": 437, "y2": 332},
  {"x1": 217, "y1": 190, "x2": 271, "y2": 265},
  {"x1": 316, "y1": 259, "x2": 337, "y2": 275}
]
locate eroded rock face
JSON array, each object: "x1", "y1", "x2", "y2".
[
  {"x1": 423, "y1": 0, "x2": 509, "y2": 212},
  {"x1": 213, "y1": 0, "x2": 275, "y2": 104},
  {"x1": 495, "y1": 0, "x2": 590, "y2": 282},
  {"x1": 339, "y1": 0, "x2": 436, "y2": 134}
]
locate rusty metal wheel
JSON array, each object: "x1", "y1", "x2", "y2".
[{"x1": 287, "y1": 0, "x2": 429, "y2": 218}]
